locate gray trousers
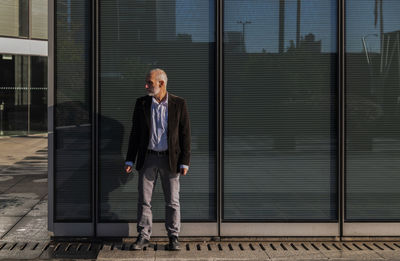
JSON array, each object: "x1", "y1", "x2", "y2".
[{"x1": 137, "y1": 153, "x2": 180, "y2": 239}]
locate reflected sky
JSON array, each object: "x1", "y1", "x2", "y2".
[
  {"x1": 347, "y1": 0, "x2": 400, "y2": 53},
  {"x1": 176, "y1": 0, "x2": 400, "y2": 54}
]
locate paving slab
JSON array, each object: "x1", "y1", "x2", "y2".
[
  {"x1": 26, "y1": 199, "x2": 47, "y2": 217},
  {"x1": 0, "y1": 175, "x2": 26, "y2": 193},
  {"x1": 4, "y1": 174, "x2": 47, "y2": 196},
  {"x1": 0, "y1": 192, "x2": 41, "y2": 216},
  {"x1": 1, "y1": 216, "x2": 49, "y2": 242},
  {"x1": 0, "y1": 216, "x2": 20, "y2": 238},
  {"x1": 0, "y1": 135, "x2": 47, "y2": 167}
]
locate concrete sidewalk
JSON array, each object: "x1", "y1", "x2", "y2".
[
  {"x1": 0, "y1": 134, "x2": 49, "y2": 245},
  {"x1": 1, "y1": 135, "x2": 400, "y2": 260}
]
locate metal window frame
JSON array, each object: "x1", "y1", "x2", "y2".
[
  {"x1": 340, "y1": 0, "x2": 400, "y2": 236},
  {"x1": 48, "y1": 0, "x2": 94, "y2": 236},
  {"x1": 47, "y1": 0, "x2": 54, "y2": 234},
  {"x1": 219, "y1": 0, "x2": 340, "y2": 230}
]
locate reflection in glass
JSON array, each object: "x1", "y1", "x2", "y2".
[
  {"x1": 32, "y1": 0, "x2": 48, "y2": 39},
  {"x1": 30, "y1": 56, "x2": 47, "y2": 131},
  {"x1": 346, "y1": 0, "x2": 400, "y2": 220},
  {"x1": 18, "y1": 0, "x2": 29, "y2": 37},
  {"x1": 99, "y1": 0, "x2": 216, "y2": 221},
  {"x1": 55, "y1": 0, "x2": 91, "y2": 220},
  {"x1": 0, "y1": 1, "x2": 19, "y2": 37},
  {"x1": 0, "y1": 55, "x2": 47, "y2": 135},
  {"x1": 224, "y1": 0, "x2": 337, "y2": 220},
  {"x1": 0, "y1": 55, "x2": 28, "y2": 135}
]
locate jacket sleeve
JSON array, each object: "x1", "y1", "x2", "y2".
[
  {"x1": 125, "y1": 99, "x2": 141, "y2": 163},
  {"x1": 178, "y1": 99, "x2": 191, "y2": 166}
]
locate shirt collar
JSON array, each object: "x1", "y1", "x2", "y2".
[{"x1": 152, "y1": 92, "x2": 168, "y2": 106}]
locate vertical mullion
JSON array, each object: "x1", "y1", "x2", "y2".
[
  {"x1": 48, "y1": 0, "x2": 55, "y2": 232},
  {"x1": 339, "y1": 0, "x2": 346, "y2": 238},
  {"x1": 29, "y1": 0, "x2": 32, "y2": 38},
  {"x1": 92, "y1": 0, "x2": 98, "y2": 236},
  {"x1": 217, "y1": 0, "x2": 224, "y2": 235}
]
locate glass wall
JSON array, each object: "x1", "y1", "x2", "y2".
[
  {"x1": 0, "y1": 54, "x2": 47, "y2": 135},
  {"x1": 99, "y1": 0, "x2": 216, "y2": 222},
  {"x1": 346, "y1": 0, "x2": 400, "y2": 220},
  {"x1": 51, "y1": 0, "x2": 400, "y2": 235},
  {"x1": 55, "y1": 0, "x2": 91, "y2": 221},
  {"x1": 223, "y1": 0, "x2": 338, "y2": 220}
]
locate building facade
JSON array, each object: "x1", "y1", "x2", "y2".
[
  {"x1": 49, "y1": 0, "x2": 400, "y2": 237},
  {"x1": 0, "y1": 0, "x2": 48, "y2": 135}
]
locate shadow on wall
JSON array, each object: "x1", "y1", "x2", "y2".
[{"x1": 53, "y1": 101, "x2": 130, "y2": 233}]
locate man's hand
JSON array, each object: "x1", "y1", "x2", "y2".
[
  {"x1": 125, "y1": 164, "x2": 133, "y2": 174},
  {"x1": 180, "y1": 167, "x2": 188, "y2": 176}
]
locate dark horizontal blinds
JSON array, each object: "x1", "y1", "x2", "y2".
[
  {"x1": 55, "y1": 0, "x2": 91, "y2": 221},
  {"x1": 345, "y1": 0, "x2": 400, "y2": 220},
  {"x1": 99, "y1": 0, "x2": 216, "y2": 221},
  {"x1": 223, "y1": 0, "x2": 338, "y2": 221}
]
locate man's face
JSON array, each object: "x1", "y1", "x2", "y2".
[{"x1": 145, "y1": 73, "x2": 162, "y2": 97}]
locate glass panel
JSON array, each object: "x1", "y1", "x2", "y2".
[
  {"x1": 224, "y1": 0, "x2": 337, "y2": 220},
  {"x1": 19, "y1": 0, "x2": 29, "y2": 37},
  {"x1": 0, "y1": 0, "x2": 19, "y2": 37},
  {"x1": 32, "y1": 0, "x2": 48, "y2": 39},
  {"x1": 0, "y1": 55, "x2": 29, "y2": 135},
  {"x1": 55, "y1": 0, "x2": 91, "y2": 221},
  {"x1": 30, "y1": 56, "x2": 47, "y2": 132},
  {"x1": 99, "y1": 0, "x2": 216, "y2": 221},
  {"x1": 346, "y1": 0, "x2": 400, "y2": 220}
]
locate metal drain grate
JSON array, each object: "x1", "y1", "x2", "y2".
[
  {"x1": 104, "y1": 242, "x2": 400, "y2": 252},
  {"x1": 1, "y1": 241, "x2": 400, "y2": 259},
  {"x1": 0, "y1": 241, "x2": 101, "y2": 259}
]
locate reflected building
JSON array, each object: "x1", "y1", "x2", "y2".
[
  {"x1": 224, "y1": 31, "x2": 245, "y2": 53},
  {"x1": 0, "y1": 0, "x2": 48, "y2": 135},
  {"x1": 297, "y1": 33, "x2": 322, "y2": 53}
]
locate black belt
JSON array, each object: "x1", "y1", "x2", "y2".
[{"x1": 147, "y1": 149, "x2": 169, "y2": 156}]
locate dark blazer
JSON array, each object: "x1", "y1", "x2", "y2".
[{"x1": 126, "y1": 93, "x2": 191, "y2": 173}]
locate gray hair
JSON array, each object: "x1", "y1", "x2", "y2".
[{"x1": 148, "y1": 68, "x2": 168, "y2": 87}]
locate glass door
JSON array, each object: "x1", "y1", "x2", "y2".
[
  {"x1": 97, "y1": 0, "x2": 218, "y2": 237},
  {"x1": 222, "y1": 0, "x2": 339, "y2": 236}
]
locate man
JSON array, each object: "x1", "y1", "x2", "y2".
[{"x1": 124, "y1": 68, "x2": 191, "y2": 251}]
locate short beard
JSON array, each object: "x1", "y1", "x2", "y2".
[{"x1": 147, "y1": 88, "x2": 160, "y2": 97}]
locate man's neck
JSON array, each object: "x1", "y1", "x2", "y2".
[{"x1": 154, "y1": 91, "x2": 167, "y2": 103}]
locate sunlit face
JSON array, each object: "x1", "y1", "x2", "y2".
[{"x1": 145, "y1": 73, "x2": 162, "y2": 97}]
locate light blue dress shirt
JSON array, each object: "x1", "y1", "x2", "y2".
[{"x1": 126, "y1": 92, "x2": 189, "y2": 171}]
